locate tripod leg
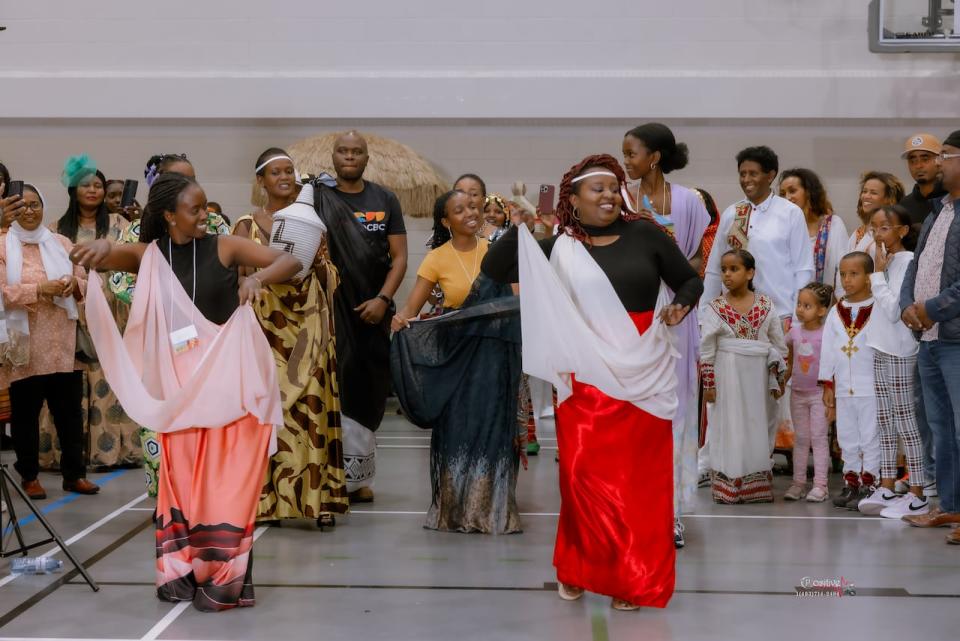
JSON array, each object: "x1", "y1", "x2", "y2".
[
  {"x1": 0, "y1": 471, "x2": 28, "y2": 555},
  {"x1": 0, "y1": 468, "x2": 99, "y2": 591}
]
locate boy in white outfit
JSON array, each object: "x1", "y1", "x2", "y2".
[{"x1": 819, "y1": 252, "x2": 880, "y2": 509}]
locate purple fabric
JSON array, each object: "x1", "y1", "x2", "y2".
[{"x1": 669, "y1": 185, "x2": 710, "y2": 423}]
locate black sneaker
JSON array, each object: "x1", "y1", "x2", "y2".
[
  {"x1": 833, "y1": 485, "x2": 856, "y2": 508},
  {"x1": 846, "y1": 486, "x2": 870, "y2": 510}
]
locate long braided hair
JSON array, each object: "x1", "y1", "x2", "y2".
[
  {"x1": 138, "y1": 173, "x2": 200, "y2": 244},
  {"x1": 556, "y1": 154, "x2": 652, "y2": 243}
]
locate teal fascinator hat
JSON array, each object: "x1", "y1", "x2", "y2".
[{"x1": 60, "y1": 154, "x2": 98, "y2": 188}]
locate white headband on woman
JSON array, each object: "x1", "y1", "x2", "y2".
[
  {"x1": 571, "y1": 170, "x2": 617, "y2": 184},
  {"x1": 255, "y1": 155, "x2": 294, "y2": 174}
]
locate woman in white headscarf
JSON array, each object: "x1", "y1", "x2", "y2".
[{"x1": 0, "y1": 184, "x2": 99, "y2": 499}]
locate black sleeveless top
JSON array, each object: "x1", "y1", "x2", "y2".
[{"x1": 159, "y1": 234, "x2": 238, "y2": 325}]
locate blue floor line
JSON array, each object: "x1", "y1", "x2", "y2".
[{"x1": 3, "y1": 468, "x2": 130, "y2": 535}]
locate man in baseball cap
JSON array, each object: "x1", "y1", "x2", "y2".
[{"x1": 899, "y1": 133, "x2": 947, "y2": 226}]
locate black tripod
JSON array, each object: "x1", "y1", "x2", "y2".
[{"x1": 0, "y1": 463, "x2": 98, "y2": 591}]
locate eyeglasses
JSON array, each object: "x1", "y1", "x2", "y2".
[
  {"x1": 937, "y1": 152, "x2": 960, "y2": 163},
  {"x1": 22, "y1": 201, "x2": 43, "y2": 212}
]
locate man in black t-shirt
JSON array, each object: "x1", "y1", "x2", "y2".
[
  {"x1": 323, "y1": 131, "x2": 408, "y2": 503},
  {"x1": 899, "y1": 133, "x2": 947, "y2": 227}
]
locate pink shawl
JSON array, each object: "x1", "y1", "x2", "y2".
[{"x1": 84, "y1": 243, "x2": 281, "y2": 452}]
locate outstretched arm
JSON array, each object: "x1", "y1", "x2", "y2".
[{"x1": 70, "y1": 239, "x2": 147, "y2": 273}]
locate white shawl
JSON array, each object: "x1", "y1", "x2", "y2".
[
  {"x1": 517, "y1": 224, "x2": 679, "y2": 420},
  {"x1": 1, "y1": 222, "x2": 78, "y2": 346}
]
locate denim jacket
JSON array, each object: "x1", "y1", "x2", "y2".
[{"x1": 900, "y1": 197, "x2": 960, "y2": 343}]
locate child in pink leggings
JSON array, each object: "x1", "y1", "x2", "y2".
[{"x1": 784, "y1": 283, "x2": 833, "y2": 502}]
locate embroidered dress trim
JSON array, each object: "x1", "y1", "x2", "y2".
[{"x1": 727, "y1": 202, "x2": 752, "y2": 250}]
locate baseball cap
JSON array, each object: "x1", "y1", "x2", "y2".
[
  {"x1": 901, "y1": 133, "x2": 942, "y2": 158},
  {"x1": 943, "y1": 130, "x2": 960, "y2": 150}
]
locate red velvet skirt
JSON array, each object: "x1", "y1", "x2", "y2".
[{"x1": 554, "y1": 311, "x2": 676, "y2": 607}]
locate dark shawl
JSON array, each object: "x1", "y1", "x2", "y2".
[{"x1": 313, "y1": 181, "x2": 394, "y2": 431}]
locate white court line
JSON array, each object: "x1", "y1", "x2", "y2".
[
  {"x1": 139, "y1": 525, "x2": 270, "y2": 641},
  {"x1": 685, "y1": 514, "x2": 891, "y2": 521},
  {"x1": 378, "y1": 436, "x2": 557, "y2": 441},
  {"x1": 350, "y1": 510, "x2": 892, "y2": 522},
  {"x1": 0, "y1": 492, "x2": 149, "y2": 589},
  {"x1": 378, "y1": 444, "x2": 558, "y2": 450}
]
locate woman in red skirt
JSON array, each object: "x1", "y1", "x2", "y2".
[{"x1": 482, "y1": 154, "x2": 702, "y2": 610}]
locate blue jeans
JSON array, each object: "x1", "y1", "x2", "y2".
[
  {"x1": 914, "y1": 362, "x2": 937, "y2": 485},
  {"x1": 918, "y1": 341, "x2": 960, "y2": 513}
]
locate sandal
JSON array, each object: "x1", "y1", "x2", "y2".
[
  {"x1": 611, "y1": 598, "x2": 641, "y2": 611},
  {"x1": 316, "y1": 514, "x2": 336, "y2": 530},
  {"x1": 784, "y1": 484, "x2": 806, "y2": 501},
  {"x1": 557, "y1": 582, "x2": 584, "y2": 601}
]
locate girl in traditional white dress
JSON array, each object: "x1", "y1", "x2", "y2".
[{"x1": 700, "y1": 249, "x2": 788, "y2": 503}]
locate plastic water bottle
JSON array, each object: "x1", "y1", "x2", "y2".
[{"x1": 10, "y1": 557, "x2": 63, "y2": 575}]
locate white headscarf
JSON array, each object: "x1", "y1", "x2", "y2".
[{"x1": 1, "y1": 221, "x2": 79, "y2": 347}]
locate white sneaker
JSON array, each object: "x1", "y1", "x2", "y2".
[
  {"x1": 857, "y1": 488, "x2": 900, "y2": 515},
  {"x1": 923, "y1": 481, "x2": 938, "y2": 497},
  {"x1": 879, "y1": 494, "x2": 930, "y2": 519}
]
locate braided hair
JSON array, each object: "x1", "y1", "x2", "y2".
[
  {"x1": 57, "y1": 169, "x2": 110, "y2": 242},
  {"x1": 138, "y1": 173, "x2": 200, "y2": 244},
  {"x1": 428, "y1": 189, "x2": 468, "y2": 249},
  {"x1": 556, "y1": 154, "x2": 651, "y2": 243},
  {"x1": 799, "y1": 281, "x2": 834, "y2": 309}
]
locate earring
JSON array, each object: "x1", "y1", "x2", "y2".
[
  {"x1": 651, "y1": 162, "x2": 658, "y2": 170},
  {"x1": 572, "y1": 207, "x2": 581, "y2": 221}
]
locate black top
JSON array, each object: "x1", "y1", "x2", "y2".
[
  {"x1": 160, "y1": 234, "x2": 239, "y2": 325},
  {"x1": 900, "y1": 180, "x2": 949, "y2": 227},
  {"x1": 333, "y1": 181, "x2": 406, "y2": 265},
  {"x1": 481, "y1": 218, "x2": 703, "y2": 313}
]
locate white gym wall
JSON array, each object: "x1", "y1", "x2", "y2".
[{"x1": 1, "y1": 0, "x2": 957, "y2": 299}]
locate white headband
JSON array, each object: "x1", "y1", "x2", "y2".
[
  {"x1": 255, "y1": 155, "x2": 294, "y2": 174},
  {"x1": 571, "y1": 170, "x2": 617, "y2": 184}
]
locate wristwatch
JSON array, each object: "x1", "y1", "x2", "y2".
[{"x1": 376, "y1": 293, "x2": 392, "y2": 305}]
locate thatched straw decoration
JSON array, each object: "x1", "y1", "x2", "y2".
[{"x1": 250, "y1": 131, "x2": 450, "y2": 218}]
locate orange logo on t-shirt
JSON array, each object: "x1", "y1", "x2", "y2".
[{"x1": 354, "y1": 211, "x2": 385, "y2": 224}]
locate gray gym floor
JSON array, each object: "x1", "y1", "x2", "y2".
[{"x1": 1, "y1": 408, "x2": 957, "y2": 641}]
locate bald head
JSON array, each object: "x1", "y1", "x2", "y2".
[{"x1": 332, "y1": 131, "x2": 369, "y2": 182}]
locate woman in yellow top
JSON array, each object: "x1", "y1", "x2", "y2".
[
  {"x1": 392, "y1": 190, "x2": 523, "y2": 534},
  {"x1": 395, "y1": 190, "x2": 488, "y2": 318}
]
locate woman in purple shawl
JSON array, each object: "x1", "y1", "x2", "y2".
[{"x1": 623, "y1": 124, "x2": 709, "y2": 549}]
